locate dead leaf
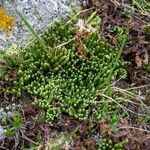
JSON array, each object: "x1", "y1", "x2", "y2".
[
  {"x1": 143, "y1": 50, "x2": 149, "y2": 65},
  {"x1": 92, "y1": 0, "x2": 100, "y2": 8},
  {"x1": 135, "y1": 54, "x2": 142, "y2": 67},
  {"x1": 143, "y1": 138, "x2": 150, "y2": 150},
  {"x1": 98, "y1": 120, "x2": 113, "y2": 135}
]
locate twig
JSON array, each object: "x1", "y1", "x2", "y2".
[
  {"x1": 12, "y1": 132, "x2": 20, "y2": 150},
  {"x1": 21, "y1": 132, "x2": 38, "y2": 145},
  {"x1": 0, "y1": 146, "x2": 10, "y2": 150}
]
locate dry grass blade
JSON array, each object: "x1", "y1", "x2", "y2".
[
  {"x1": 113, "y1": 0, "x2": 150, "y2": 17},
  {"x1": 55, "y1": 38, "x2": 75, "y2": 49},
  {"x1": 125, "y1": 84, "x2": 150, "y2": 90},
  {"x1": 116, "y1": 97, "x2": 144, "y2": 106},
  {"x1": 99, "y1": 93, "x2": 147, "y2": 117},
  {"x1": 0, "y1": 146, "x2": 10, "y2": 150},
  {"x1": 65, "y1": 7, "x2": 95, "y2": 25},
  {"x1": 112, "y1": 86, "x2": 149, "y2": 109},
  {"x1": 118, "y1": 126, "x2": 150, "y2": 133}
]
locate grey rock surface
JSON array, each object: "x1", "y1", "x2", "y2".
[
  {"x1": 0, "y1": 0, "x2": 80, "y2": 49},
  {"x1": 0, "y1": 125, "x2": 5, "y2": 140},
  {"x1": 0, "y1": 104, "x2": 21, "y2": 120}
]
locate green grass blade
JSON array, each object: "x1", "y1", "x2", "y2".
[
  {"x1": 0, "y1": 49, "x2": 16, "y2": 67},
  {"x1": 99, "y1": 33, "x2": 128, "y2": 91}
]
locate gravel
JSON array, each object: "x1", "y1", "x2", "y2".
[{"x1": 0, "y1": 0, "x2": 80, "y2": 50}]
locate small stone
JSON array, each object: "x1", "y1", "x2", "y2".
[{"x1": 0, "y1": 126, "x2": 5, "y2": 140}]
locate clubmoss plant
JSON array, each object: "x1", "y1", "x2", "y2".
[
  {"x1": 132, "y1": 0, "x2": 150, "y2": 13},
  {"x1": 6, "y1": 12, "x2": 127, "y2": 123},
  {"x1": 95, "y1": 133, "x2": 127, "y2": 150},
  {"x1": 98, "y1": 137, "x2": 126, "y2": 150}
]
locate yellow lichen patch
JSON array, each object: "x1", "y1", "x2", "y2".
[{"x1": 0, "y1": 7, "x2": 16, "y2": 37}]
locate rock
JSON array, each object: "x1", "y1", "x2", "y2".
[
  {"x1": 0, "y1": 0, "x2": 80, "y2": 49},
  {"x1": 0, "y1": 125, "x2": 5, "y2": 140}
]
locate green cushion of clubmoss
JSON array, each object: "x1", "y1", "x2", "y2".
[
  {"x1": 8, "y1": 16, "x2": 127, "y2": 122},
  {"x1": 98, "y1": 138, "x2": 125, "y2": 150}
]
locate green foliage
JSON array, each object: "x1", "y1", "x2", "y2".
[
  {"x1": 132, "y1": 0, "x2": 150, "y2": 12},
  {"x1": 5, "y1": 128, "x2": 16, "y2": 139},
  {"x1": 6, "y1": 14, "x2": 127, "y2": 123},
  {"x1": 0, "y1": 49, "x2": 18, "y2": 81},
  {"x1": 144, "y1": 65, "x2": 150, "y2": 73},
  {"x1": 9, "y1": 114, "x2": 24, "y2": 129},
  {"x1": 4, "y1": 114, "x2": 25, "y2": 139},
  {"x1": 98, "y1": 138, "x2": 126, "y2": 150},
  {"x1": 144, "y1": 24, "x2": 150, "y2": 33},
  {"x1": 122, "y1": 9, "x2": 135, "y2": 19},
  {"x1": 95, "y1": 134, "x2": 127, "y2": 150},
  {"x1": 113, "y1": 26, "x2": 128, "y2": 45}
]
